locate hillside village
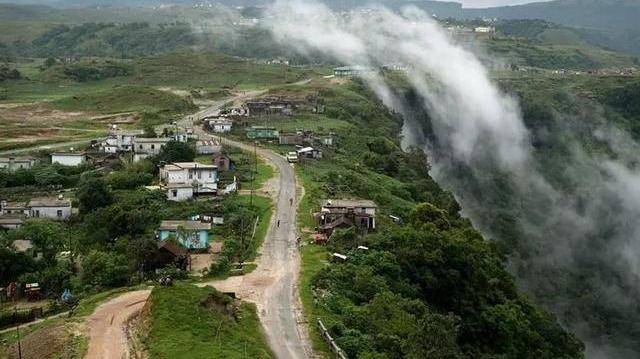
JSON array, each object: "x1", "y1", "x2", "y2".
[{"x1": 3, "y1": 1, "x2": 640, "y2": 358}]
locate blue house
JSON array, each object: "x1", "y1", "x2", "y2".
[{"x1": 158, "y1": 220, "x2": 211, "y2": 250}]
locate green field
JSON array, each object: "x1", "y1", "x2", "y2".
[{"x1": 145, "y1": 284, "x2": 273, "y2": 359}]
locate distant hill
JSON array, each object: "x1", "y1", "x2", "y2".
[{"x1": 463, "y1": 0, "x2": 640, "y2": 55}]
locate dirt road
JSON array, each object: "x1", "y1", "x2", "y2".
[{"x1": 84, "y1": 289, "x2": 151, "y2": 359}]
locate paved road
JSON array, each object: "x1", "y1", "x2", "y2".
[{"x1": 200, "y1": 137, "x2": 311, "y2": 359}]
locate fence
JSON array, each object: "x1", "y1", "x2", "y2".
[
  {"x1": 317, "y1": 319, "x2": 348, "y2": 359},
  {"x1": 0, "y1": 307, "x2": 44, "y2": 330}
]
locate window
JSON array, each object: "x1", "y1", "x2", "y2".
[
  {"x1": 57, "y1": 210, "x2": 63, "y2": 217},
  {"x1": 197, "y1": 171, "x2": 202, "y2": 180},
  {"x1": 172, "y1": 190, "x2": 178, "y2": 197},
  {"x1": 139, "y1": 145, "x2": 143, "y2": 149},
  {"x1": 35, "y1": 210, "x2": 40, "y2": 218},
  {"x1": 189, "y1": 171, "x2": 193, "y2": 179},
  {"x1": 151, "y1": 144, "x2": 155, "y2": 150}
]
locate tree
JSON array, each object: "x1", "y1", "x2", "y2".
[
  {"x1": 77, "y1": 175, "x2": 112, "y2": 214},
  {"x1": 152, "y1": 140, "x2": 195, "y2": 165}
]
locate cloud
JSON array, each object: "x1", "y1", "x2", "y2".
[{"x1": 266, "y1": 1, "x2": 640, "y2": 357}]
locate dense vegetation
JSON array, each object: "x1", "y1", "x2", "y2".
[
  {"x1": 1, "y1": 22, "x2": 196, "y2": 59},
  {"x1": 290, "y1": 79, "x2": 584, "y2": 358},
  {"x1": 402, "y1": 75, "x2": 640, "y2": 358}
]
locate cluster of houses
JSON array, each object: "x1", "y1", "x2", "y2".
[{"x1": 0, "y1": 195, "x2": 73, "y2": 229}]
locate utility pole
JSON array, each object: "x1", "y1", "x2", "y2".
[
  {"x1": 250, "y1": 140, "x2": 257, "y2": 207},
  {"x1": 14, "y1": 299, "x2": 22, "y2": 359}
]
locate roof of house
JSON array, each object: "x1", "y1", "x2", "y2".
[
  {"x1": 321, "y1": 199, "x2": 377, "y2": 209},
  {"x1": 196, "y1": 140, "x2": 220, "y2": 146},
  {"x1": 0, "y1": 156, "x2": 36, "y2": 162},
  {"x1": 28, "y1": 197, "x2": 72, "y2": 208},
  {"x1": 297, "y1": 147, "x2": 317, "y2": 153},
  {"x1": 1, "y1": 202, "x2": 28, "y2": 209},
  {"x1": 162, "y1": 162, "x2": 217, "y2": 171},
  {"x1": 158, "y1": 240, "x2": 188, "y2": 257},
  {"x1": 134, "y1": 137, "x2": 172, "y2": 143},
  {"x1": 51, "y1": 152, "x2": 86, "y2": 157},
  {"x1": 159, "y1": 220, "x2": 212, "y2": 231}
]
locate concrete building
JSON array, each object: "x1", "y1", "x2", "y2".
[
  {"x1": 206, "y1": 118, "x2": 233, "y2": 133},
  {"x1": 133, "y1": 137, "x2": 171, "y2": 162},
  {"x1": 196, "y1": 140, "x2": 222, "y2": 155},
  {"x1": 159, "y1": 162, "x2": 218, "y2": 201},
  {"x1": 0, "y1": 201, "x2": 29, "y2": 216},
  {"x1": 28, "y1": 197, "x2": 72, "y2": 220},
  {"x1": 0, "y1": 157, "x2": 37, "y2": 171},
  {"x1": 101, "y1": 130, "x2": 142, "y2": 153},
  {"x1": 51, "y1": 152, "x2": 86, "y2": 166},
  {"x1": 158, "y1": 220, "x2": 212, "y2": 250}
]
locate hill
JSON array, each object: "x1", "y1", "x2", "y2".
[{"x1": 465, "y1": 0, "x2": 640, "y2": 55}]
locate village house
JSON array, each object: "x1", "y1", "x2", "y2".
[
  {"x1": 0, "y1": 156, "x2": 37, "y2": 171},
  {"x1": 155, "y1": 241, "x2": 190, "y2": 270},
  {"x1": 246, "y1": 126, "x2": 279, "y2": 140},
  {"x1": 133, "y1": 137, "x2": 171, "y2": 162},
  {"x1": 0, "y1": 216, "x2": 25, "y2": 230},
  {"x1": 158, "y1": 220, "x2": 212, "y2": 250},
  {"x1": 101, "y1": 129, "x2": 142, "y2": 153},
  {"x1": 297, "y1": 147, "x2": 323, "y2": 160},
  {"x1": 51, "y1": 152, "x2": 87, "y2": 166},
  {"x1": 474, "y1": 26, "x2": 495, "y2": 33},
  {"x1": 159, "y1": 162, "x2": 219, "y2": 201},
  {"x1": 206, "y1": 118, "x2": 233, "y2": 133},
  {"x1": 245, "y1": 99, "x2": 294, "y2": 116},
  {"x1": 28, "y1": 196, "x2": 72, "y2": 220},
  {"x1": 196, "y1": 139, "x2": 222, "y2": 155},
  {"x1": 0, "y1": 201, "x2": 29, "y2": 216},
  {"x1": 316, "y1": 199, "x2": 377, "y2": 236}
]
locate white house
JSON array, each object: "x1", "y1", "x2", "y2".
[
  {"x1": 101, "y1": 130, "x2": 142, "y2": 153},
  {"x1": 206, "y1": 118, "x2": 233, "y2": 133},
  {"x1": 28, "y1": 197, "x2": 72, "y2": 220},
  {"x1": 196, "y1": 140, "x2": 222, "y2": 155},
  {"x1": 0, "y1": 201, "x2": 29, "y2": 216},
  {"x1": 159, "y1": 162, "x2": 218, "y2": 201},
  {"x1": 474, "y1": 26, "x2": 495, "y2": 33},
  {"x1": 0, "y1": 157, "x2": 37, "y2": 171},
  {"x1": 51, "y1": 152, "x2": 86, "y2": 166},
  {"x1": 133, "y1": 137, "x2": 171, "y2": 162}
]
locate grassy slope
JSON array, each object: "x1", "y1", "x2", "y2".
[
  {"x1": 52, "y1": 85, "x2": 196, "y2": 114},
  {"x1": 145, "y1": 283, "x2": 273, "y2": 359}
]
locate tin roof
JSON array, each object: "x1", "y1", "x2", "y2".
[
  {"x1": 159, "y1": 220, "x2": 212, "y2": 231},
  {"x1": 321, "y1": 199, "x2": 377, "y2": 208},
  {"x1": 28, "y1": 197, "x2": 72, "y2": 208}
]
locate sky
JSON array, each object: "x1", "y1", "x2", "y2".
[{"x1": 441, "y1": 0, "x2": 552, "y2": 8}]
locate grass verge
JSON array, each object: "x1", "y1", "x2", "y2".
[{"x1": 144, "y1": 283, "x2": 273, "y2": 359}]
